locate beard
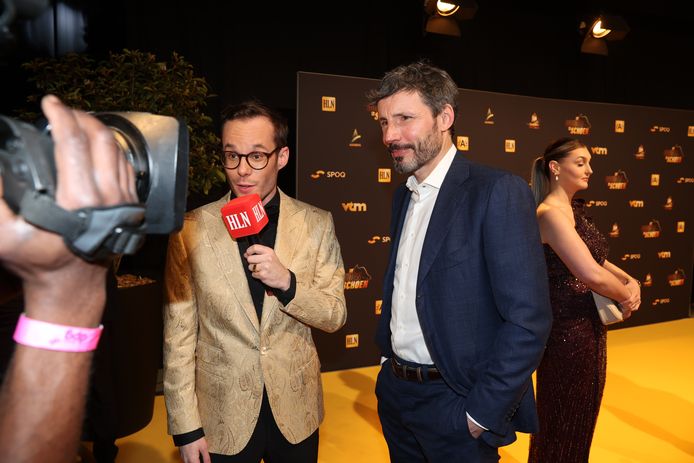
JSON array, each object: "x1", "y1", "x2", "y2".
[{"x1": 389, "y1": 127, "x2": 444, "y2": 175}]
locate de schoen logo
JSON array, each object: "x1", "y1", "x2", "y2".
[
  {"x1": 605, "y1": 170, "x2": 628, "y2": 189},
  {"x1": 676, "y1": 177, "x2": 694, "y2": 183},
  {"x1": 586, "y1": 200, "x2": 608, "y2": 207},
  {"x1": 652, "y1": 298, "x2": 671, "y2": 306},
  {"x1": 667, "y1": 269, "x2": 686, "y2": 287},
  {"x1": 641, "y1": 220, "x2": 661, "y2": 238},
  {"x1": 620, "y1": 253, "x2": 641, "y2": 261},
  {"x1": 344, "y1": 264, "x2": 371, "y2": 290},
  {"x1": 342, "y1": 202, "x2": 367, "y2": 212},
  {"x1": 565, "y1": 114, "x2": 591, "y2": 135},
  {"x1": 368, "y1": 235, "x2": 391, "y2": 244},
  {"x1": 310, "y1": 170, "x2": 347, "y2": 180},
  {"x1": 664, "y1": 145, "x2": 684, "y2": 164}
]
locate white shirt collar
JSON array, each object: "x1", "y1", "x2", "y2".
[{"x1": 406, "y1": 144, "x2": 458, "y2": 193}]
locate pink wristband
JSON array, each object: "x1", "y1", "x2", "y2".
[{"x1": 13, "y1": 314, "x2": 103, "y2": 352}]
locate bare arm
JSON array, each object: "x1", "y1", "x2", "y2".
[
  {"x1": 0, "y1": 95, "x2": 137, "y2": 462},
  {"x1": 602, "y1": 259, "x2": 641, "y2": 318},
  {"x1": 537, "y1": 206, "x2": 632, "y2": 304}
]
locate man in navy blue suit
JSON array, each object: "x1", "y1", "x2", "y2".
[{"x1": 368, "y1": 61, "x2": 552, "y2": 462}]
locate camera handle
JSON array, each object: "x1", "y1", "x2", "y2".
[{"x1": 19, "y1": 190, "x2": 146, "y2": 262}]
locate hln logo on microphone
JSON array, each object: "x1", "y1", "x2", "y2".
[{"x1": 220, "y1": 194, "x2": 268, "y2": 239}]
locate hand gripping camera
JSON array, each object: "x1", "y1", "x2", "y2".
[{"x1": 0, "y1": 112, "x2": 189, "y2": 261}]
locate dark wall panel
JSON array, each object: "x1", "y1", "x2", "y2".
[{"x1": 297, "y1": 72, "x2": 693, "y2": 372}]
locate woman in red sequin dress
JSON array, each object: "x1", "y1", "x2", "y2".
[{"x1": 528, "y1": 138, "x2": 641, "y2": 462}]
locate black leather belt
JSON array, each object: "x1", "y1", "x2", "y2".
[{"x1": 391, "y1": 357, "x2": 442, "y2": 382}]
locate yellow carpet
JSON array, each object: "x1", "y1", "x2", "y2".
[{"x1": 113, "y1": 318, "x2": 694, "y2": 462}]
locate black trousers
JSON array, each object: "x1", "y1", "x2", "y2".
[
  {"x1": 210, "y1": 389, "x2": 319, "y2": 463},
  {"x1": 376, "y1": 358, "x2": 499, "y2": 463}
]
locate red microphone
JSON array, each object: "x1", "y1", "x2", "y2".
[{"x1": 220, "y1": 194, "x2": 268, "y2": 245}]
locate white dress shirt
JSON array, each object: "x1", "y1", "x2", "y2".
[{"x1": 391, "y1": 144, "x2": 457, "y2": 364}]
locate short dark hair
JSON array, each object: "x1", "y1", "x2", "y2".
[
  {"x1": 220, "y1": 100, "x2": 288, "y2": 149},
  {"x1": 366, "y1": 61, "x2": 459, "y2": 135}
]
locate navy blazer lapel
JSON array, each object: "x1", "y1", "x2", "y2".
[
  {"x1": 417, "y1": 153, "x2": 470, "y2": 286},
  {"x1": 386, "y1": 185, "x2": 412, "y2": 278}
]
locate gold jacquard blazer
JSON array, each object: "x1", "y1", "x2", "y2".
[{"x1": 163, "y1": 190, "x2": 346, "y2": 455}]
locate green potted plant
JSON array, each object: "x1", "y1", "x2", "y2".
[{"x1": 20, "y1": 48, "x2": 225, "y2": 196}]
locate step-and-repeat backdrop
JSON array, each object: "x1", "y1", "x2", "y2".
[{"x1": 296, "y1": 72, "x2": 693, "y2": 372}]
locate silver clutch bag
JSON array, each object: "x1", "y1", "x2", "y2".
[{"x1": 591, "y1": 291, "x2": 624, "y2": 325}]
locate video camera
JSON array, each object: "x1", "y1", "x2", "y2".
[{"x1": 0, "y1": 111, "x2": 189, "y2": 261}]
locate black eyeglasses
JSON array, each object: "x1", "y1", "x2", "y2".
[{"x1": 222, "y1": 147, "x2": 280, "y2": 170}]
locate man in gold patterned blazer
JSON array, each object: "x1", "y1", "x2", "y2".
[{"x1": 163, "y1": 101, "x2": 347, "y2": 463}]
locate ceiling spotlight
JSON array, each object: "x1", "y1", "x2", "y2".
[
  {"x1": 436, "y1": 1, "x2": 460, "y2": 16},
  {"x1": 424, "y1": 0, "x2": 478, "y2": 37},
  {"x1": 591, "y1": 20, "x2": 611, "y2": 38},
  {"x1": 579, "y1": 15, "x2": 629, "y2": 56}
]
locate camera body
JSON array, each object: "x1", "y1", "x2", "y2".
[{"x1": 0, "y1": 111, "x2": 189, "y2": 260}]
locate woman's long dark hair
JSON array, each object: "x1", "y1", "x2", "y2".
[{"x1": 531, "y1": 137, "x2": 586, "y2": 205}]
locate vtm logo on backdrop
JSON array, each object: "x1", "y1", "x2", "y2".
[
  {"x1": 641, "y1": 220, "x2": 661, "y2": 238},
  {"x1": 310, "y1": 170, "x2": 347, "y2": 180},
  {"x1": 344, "y1": 264, "x2": 371, "y2": 290},
  {"x1": 657, "y1": 251, "x2": 671, "y2": 259},
  {"x1": 590, "y1": 146, "x2": 608, "y2": 156},
  {"x1": 321, "y1": 96, "x2": 336, "y2": 112},
  {"x1": 605, "y1": 170, "x2": 628, "y2": 190},
  {"x1": 341, "y1": 202, "x2": 367, "y2": 212},
  {"x1": 565, "y1": 114, "x2": 591, "y2": 135},
  {"x1": 664, "y1": 145, "x2": 684, "y2": 164},
  {"x1": 667, "y1": 269, "x2": 686, "y2": 287}
]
